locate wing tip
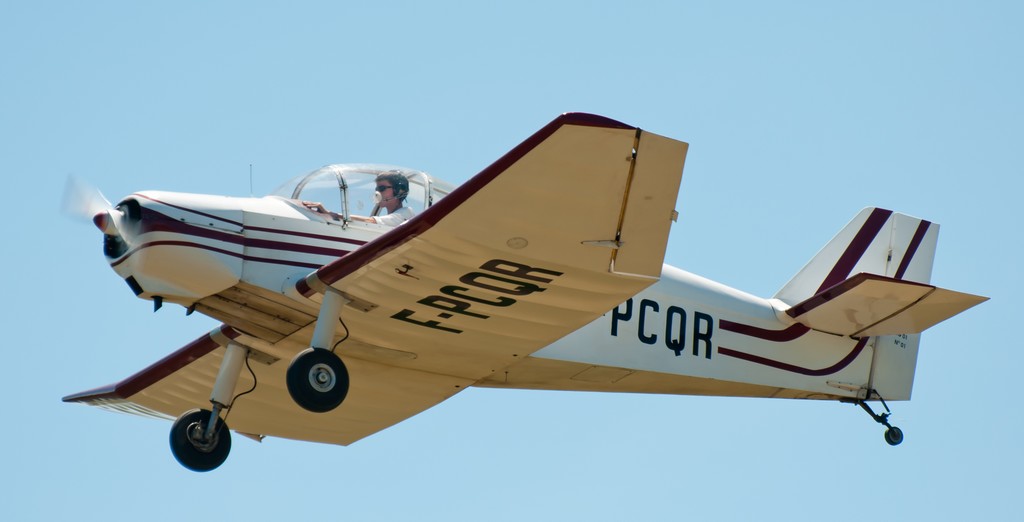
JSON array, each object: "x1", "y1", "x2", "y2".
[
  {"x1": 62, "y1": 383, "x2": 121, "y2": 403},
  {"x1": 558, "y1": 112, "x2": 635, "y2": 130},
  {"x1": 62, "y1": 325, "x2": 240, "y2": 405}
]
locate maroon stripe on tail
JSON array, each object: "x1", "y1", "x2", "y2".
[
  {"x1": 717, "y1": 337, "x2": 869, "y2": 376},
  {"x1": 817, "y1": 208, "x2": 893, "y2": 292},
  {"x1": 719, "y1": 320, "x2": 810, "y2": 342},
  {"x1": 894, "y1": 220, "x2": 931, "y2": 280}
]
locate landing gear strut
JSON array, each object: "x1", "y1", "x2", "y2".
[
  {"x1": 286, "y1": 289, "x2": 351, "y2": 413},
  {"x1": 169, "y1": 341, "x2": 247, "y2": 472},
  {"x1": 843, "y1": 391, "x2": 904, "y2": 446}
]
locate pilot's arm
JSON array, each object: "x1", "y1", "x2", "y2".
[
  {"x1": 351, "y1": 206, "x2": 414, "y2": 226},
  {"x1": 372, "y1": 207, "x2": 415, "y2": 226}
]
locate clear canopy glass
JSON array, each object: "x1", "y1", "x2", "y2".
[{"x1": 271, "y1": 164, "x2": 435, "y2": 219}]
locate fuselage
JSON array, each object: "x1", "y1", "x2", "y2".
[
  {"x1": 99, "y1": 167, "x2": 874, "y2": 403},
  {"x1": 532, "y1": 265, "x2": 874, "y2": 399}
]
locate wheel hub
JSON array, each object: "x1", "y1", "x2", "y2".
[
  {"x1": 186, "y1": 421, "x2": 218, "y2": 453},
  {"x1": 308, "y1": 363, "x2": 336, "y2": 392}
]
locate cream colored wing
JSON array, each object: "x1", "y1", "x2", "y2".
[
  {"x1": 65, "y1": 113, "x2": 689, "y2": 445},
  {"x1": 297, "y1": 112, "x2": 688, "y2": 397}
]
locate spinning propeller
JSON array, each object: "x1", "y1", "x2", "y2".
[{"x1": 62, "y1": 175, "x2": 121, "y2": 234}]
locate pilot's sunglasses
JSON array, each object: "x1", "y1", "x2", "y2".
[{"x1": 376, "y1": 185, "x2": 392, "y2": 192}]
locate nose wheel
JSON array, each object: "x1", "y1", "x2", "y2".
[{"x1": 287, "y1": 348, "x2": 350, "y2": 413}]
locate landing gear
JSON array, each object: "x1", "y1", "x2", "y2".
[
  {"x1": 844, "y1": 391, "x2": 904, "y2": 446},
  {"x1": 169, "y1": 341, "x2": 248, "y2": 472},
  {"x1": 169, "y1": 409, "x2": 231, "y2": 472},
  {"x1": 287, "y1": 348, "x2": 350, "y2": 412},
  {"x1": 285, "y1": 289, "x2": 351, "y2": 413},
  {"x1": 884, "y1": 426, "x2": 904, "y2": 446}
]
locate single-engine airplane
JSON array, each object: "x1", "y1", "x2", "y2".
[{"x1": 64, "y1": 113, "x2": 987, "y2": 471}]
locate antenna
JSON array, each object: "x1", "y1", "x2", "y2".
[{"x1": 249, "y1": 164, "x2": 254, "y2": 197}]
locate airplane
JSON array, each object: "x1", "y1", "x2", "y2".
[{"x1": 63, "y1": 113, "x2": 987, "y2": 472}]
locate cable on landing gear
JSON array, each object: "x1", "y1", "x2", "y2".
[
  {"x1": 221, "y1": 350, "x2": 258, "y2": 426},
  {"x1": 331, "y1": 316, "x2": 350, "y2": 353}
]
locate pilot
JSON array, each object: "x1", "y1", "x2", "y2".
[{"x1": 350, "y1": 171, "x2": 415, "y2": 226}]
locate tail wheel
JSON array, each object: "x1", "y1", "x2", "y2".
[
  {"x1": 169, "y1": 409, "x2": 231, "y2": 472},
  {"x1": 286, "y1": 348, "x2": 350, "y2": 413},
  {"x1": 884, "y1": 426, "x2": 904, "y2": 446}
]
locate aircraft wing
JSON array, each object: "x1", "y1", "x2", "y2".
[
  {"x1": 64, "y1": 113, "x2": 689, "y2": 445},
  {"x1": 63, "y1": 325, "x2": 475, "y2": 444}
]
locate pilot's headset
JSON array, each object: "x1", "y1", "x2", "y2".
[{"x1": 374, "y1": 171, "x2": 410, "y2": 204}]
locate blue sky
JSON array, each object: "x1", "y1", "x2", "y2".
[{"x1": 3, "y1": 2, "x2": 1020, "y2": 520}]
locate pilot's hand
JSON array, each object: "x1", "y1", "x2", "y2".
[
  {"x1": 301, "y1": 201, "x2": 327, "y2": 213},
  {"x1": 301, "y1": 201, "x2": 341, "y2": 220}
]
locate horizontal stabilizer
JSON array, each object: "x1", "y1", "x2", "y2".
[{"x1": 786, "y1": 273, "x2": 987, "y2": 337}]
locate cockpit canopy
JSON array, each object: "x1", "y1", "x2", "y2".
[{"x1": 271, "y1": 164, "x2": 450, "y2": 219}]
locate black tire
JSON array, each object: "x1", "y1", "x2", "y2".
[
  {"x1": 286, "y1": 348, "x2": 350, "y2": 413},
  {"x1": 169, "y1": 409, "x2": 231, "y2": 472},
  {"x1": 884, "y1": 426, "x2": 904, "y2": 446}
]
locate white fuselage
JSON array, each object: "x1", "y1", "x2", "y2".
[
  {"x1": 104, "y1": 189, "x2": 876, "y2": 402},
  {"x1": 533, "y1": 265, "x2": 875, "y2": 399},
  {"x1": 107, "y1": 191, "x2": 390, "y2": 305}
]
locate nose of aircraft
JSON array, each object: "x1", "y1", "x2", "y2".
[{"x1": 92, "y1": 209, "x2": 120, "y2": 235}]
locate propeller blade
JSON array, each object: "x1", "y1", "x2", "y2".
[{"x1": 62, "y1": 175, "x2": 112, "y2": 221}]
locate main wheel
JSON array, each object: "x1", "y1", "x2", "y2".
[
  {"x1": 169, "y1": 409, "x2": 231, "y2": 472},
  {"x1": 287, "y1": 348, "x2": 350, "y2": 413},
  {"x1": 884, "y1": 426, "x2": 904, "y2": 446}
]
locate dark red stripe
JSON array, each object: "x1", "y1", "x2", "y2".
[
  {"x1": 717, "y1": 337, "x2": 869, "y2": 377},
  {"x1": 719, "y1": 320, "x2": 810, "y2": 342},
  {"x1": 132, "y1": 207, "x2": 354, "y2": 259},
  {"x1": 245, "y1": 224, "x2": 367, "y2": 246},
  {"x1": 303, "y1": 113, "x2": 636, "y2": 296},
  {"x1": 135, "y1": 194, "x2": 370, "y2": 247},
  {"x1": 894, "y1": 220, "x2": 931, "y2": 280},
  {"x1": 717, "y1": 209, "x2": 905, "y2": 375},
  {"x1": 817, "y1": 208, "x2": 893, "y2": 292},
  {"x1": 135, "y1": 193, "x2": 245, "y2": 228},
  {"x1": 63, "y1": 326, "x2": 241, "y2": 402},
  {"x1": 111, "y1": 240, "x2": 327, "y2": 270}
]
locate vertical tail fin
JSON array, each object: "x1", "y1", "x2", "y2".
[
  {"x1": 774, "y1": 207, "x2": 939, "y2": 305},
  {"x1": 774, "y1": 208, "x2": 940, "y2": 400}
]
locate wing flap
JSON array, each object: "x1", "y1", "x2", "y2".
[
  {"x1": 613, "y1": 131, "x2": 688, "y2": 277},
  {"x1": 786, "y1": 273, "x2": 988, "y2": 337}
]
